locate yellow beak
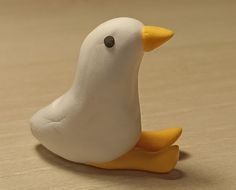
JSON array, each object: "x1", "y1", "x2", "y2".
[{"x1": 142, "y1": 26, "x2": 174, "y2": 52}]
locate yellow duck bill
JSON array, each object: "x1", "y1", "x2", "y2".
[{"x1": 142, "y1": 26, "x2": 174, "y2": 52}]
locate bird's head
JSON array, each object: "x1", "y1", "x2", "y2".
[{"x1": 76, "y1": 17, "x2": 173, "y2": 88}]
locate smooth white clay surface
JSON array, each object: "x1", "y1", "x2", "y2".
[{"x1": 31, "y1": 17, "x2": 144, "y2": 163}]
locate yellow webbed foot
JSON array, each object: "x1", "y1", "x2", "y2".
[
  {"x1": 87, "y1": 145, "x2": 179, "y2": 173},
  {"x1": 136, "y1": 128, "x2": 182, "y2": 151}
]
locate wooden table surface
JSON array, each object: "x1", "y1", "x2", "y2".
[{"x1": 0, "y1": 0, "x2": 236, "y2": 189}]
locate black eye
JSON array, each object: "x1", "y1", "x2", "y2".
[{"x1": 104, "y1": 36, "x2": 115, "y2": 48}]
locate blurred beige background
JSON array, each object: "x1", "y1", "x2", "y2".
[{"x1": 0, "y1": 0, "x2": 236, "y2": 189}]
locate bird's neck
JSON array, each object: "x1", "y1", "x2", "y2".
[{"x1": 69, "y1": 60, "x2": 141, "y2": 107}]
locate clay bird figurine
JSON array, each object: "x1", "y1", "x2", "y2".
[{"x1": 31, "y1": 17, "x2": 182, "y2": 173}]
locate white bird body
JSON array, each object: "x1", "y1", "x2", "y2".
[
  {"x1": 31, "y1": 18, "x2": 144, "y2": 163},
  {"x1": 30, "y1": 18, "x2": 181, "y2": 173}
]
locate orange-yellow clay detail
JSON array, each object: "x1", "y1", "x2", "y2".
[
  {"x1": 142, "y1": 26, "x2": 174, "y2": 52},
  {"x1": 88, "y1": 128, "x2": 182, "y2": 173},
  {"x1": 89, "y1": 145, "x2": 179, "y2": 173}
]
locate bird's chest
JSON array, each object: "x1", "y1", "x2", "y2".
[{"x1": 70, "y1": 100, "x2": 141, "y2": 143}]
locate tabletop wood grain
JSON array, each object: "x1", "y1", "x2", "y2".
[{"x1": 0, "y1": 0, "x2": 236, "y2": 189}]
